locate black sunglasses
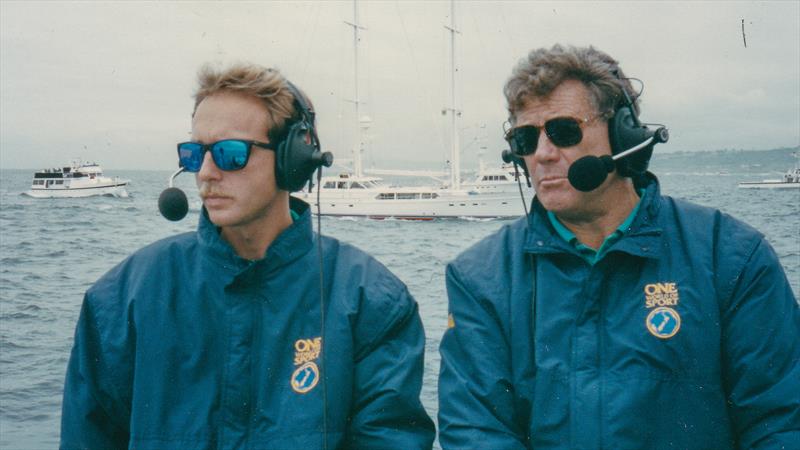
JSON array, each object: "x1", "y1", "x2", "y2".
[
  {"x1": 177, "y1": 139, "x2": 276, "y2": 172},
  {"x1": 505, "y1": 114, "x2": 605, "y2": 156}
]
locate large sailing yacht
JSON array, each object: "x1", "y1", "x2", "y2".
[{"x1": 300, "y1": 1, "x2": 526, "y2": 219}]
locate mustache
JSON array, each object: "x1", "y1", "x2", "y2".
[{"x1": 198, "y1": 183, "x2": 227, "y2": 198}]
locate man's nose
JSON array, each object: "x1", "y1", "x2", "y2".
[
  {"x1": 532, "y1": 131, "x2": 560, "y2": 163},
  {"x1": 196, "y1": 151, "x2": 222, "y2": 181}
]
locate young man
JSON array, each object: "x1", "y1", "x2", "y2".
[
  {"x1": 438, "y1": 45, "x2": 799, "y2": 449},
  {"x1": 61, "y1": 63, "x2": 435, "y2": 449}
]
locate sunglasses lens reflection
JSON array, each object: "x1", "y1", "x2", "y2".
[
  {"x1": 213, "y1": 140, "x2": 249, "y2": 171},
  {"x1": 178, "y1": 143, "x2": 204, "y2": 172},
  {"x1": 545, "y1": 118, "x2": 583, "y2": 147},
  {"x1": 513, "y1": 126, "x2": 540, "y2": 156}
]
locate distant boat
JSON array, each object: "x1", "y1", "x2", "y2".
[
  {"x1": 27, "y1": 161, "x2": 129, "y2": 198},
  {"x1": 461, "y1": 162, "x2": 525, "y2": 194},
  {"x1": 738, "y1": 154, "x2": 800, "y2": 189},
  {"x1": 301, "y1": 172, "x2": 520, "y2": 220}
]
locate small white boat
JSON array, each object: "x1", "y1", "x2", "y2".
[
  {"x1": 27, "y1": 161, "x2": 129, "y2": 198},
  {"x1": 738, "y1": 162, "x2": 800, "y2": 189}
]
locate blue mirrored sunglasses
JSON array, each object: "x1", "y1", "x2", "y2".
[{"x1": 177, "y1": 139, "x2": 276, "y2": 172}]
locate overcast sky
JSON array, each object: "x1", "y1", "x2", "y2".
[{"x1": 1, "y1": 1, "x2": 798, "y2": 171}]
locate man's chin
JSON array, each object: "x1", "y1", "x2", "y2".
[
  {"x1": 538, "y1": 192, "x2": 578, "y2": 214},
  {"x1": 205, "y1": 208, "x2": 237, "y2": 228}
]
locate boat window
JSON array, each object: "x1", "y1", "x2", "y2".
[
  {"x1": 350, "y1": 182, "x2": 365, "y2": 189},
  {"x1": 56, "y1": 180, "x2": 64, "y2": 184},
  {"x1": 397, "y1": 193, "x2": 419, "y2": 200},
  {"x1": 337, "y1": 182, "x2": 348, "y2": 189},
  {"x1": 377, "y1": 193, "x2": 395, "y2": 200},
  {"x1": 482, "y1": 176, "x2": 490, "y2": 181},
  {"x1": 323, "y1": 182, "x2": 336, "y2": 189}
]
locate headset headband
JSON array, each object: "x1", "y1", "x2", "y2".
[{"x1": 284, "y1": 80, "x2": 315, "y2": 127}]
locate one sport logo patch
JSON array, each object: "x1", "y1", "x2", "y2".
[
  {"x1": 291, "y1": 362, "x2": 319, "y2": 394},
  {"x1": 646, "y1": 307, "x2": 681, "y2": 339},
  {"x1": 291, "y1": 337, "x2": 322, "y2": 394},
  {"x1": 644, "y1": 282, "x2": 681, "y2": 339}
]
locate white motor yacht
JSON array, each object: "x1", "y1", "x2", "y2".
[{"x1": 27, "y1": 161, "x2": 129, "y2": 198}]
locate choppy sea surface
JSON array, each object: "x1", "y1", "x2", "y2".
[{"x1": 1, "y1": 148, "x2": 798, "y2": 449}]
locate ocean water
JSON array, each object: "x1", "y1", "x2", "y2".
[{"x1": 1, "y1": 148, "x2": 798, "y2": 449}]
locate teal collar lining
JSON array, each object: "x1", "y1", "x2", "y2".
[{"x1": 547, "y1": 189, "x2": 646, "y2": 265}]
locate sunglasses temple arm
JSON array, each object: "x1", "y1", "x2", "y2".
[{"x1": 168, "y1": 167, "x2": 186, "y2": 188}]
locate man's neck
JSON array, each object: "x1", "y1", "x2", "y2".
[
  {"x1": 556, "y1": 181, "x2": 641, "y2": 250},
  {"x1": 220, "y1": 200, "x2": 293, "y2": 261}
]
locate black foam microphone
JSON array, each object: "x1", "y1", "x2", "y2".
[
  {"x1": 158, "y1": 168, "x2": 189, "y2": 221},
  {"x1": 567, "y1": 126, "x2": 669, "y2": 192},
  {"x1": 568, "y1": 155, "x2": 616, "y2": 192}
]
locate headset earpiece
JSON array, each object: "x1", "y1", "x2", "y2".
[
  {"x1": 273, "y1": 81, "x2": 333, "y2": 192},
  {"x1": 607, "y1": 91, "x2": 654, "y2": 178}
]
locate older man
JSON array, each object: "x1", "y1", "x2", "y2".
[
  {"x1": 438, "y1": 44, "x2": 799, "y2": 449},
  {"x1": 61, "y1": 63, "x2": 435, "y2": 449}
]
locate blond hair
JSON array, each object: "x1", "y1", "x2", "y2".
[{"x1": 193, "y1": 63, "x2": 301, "y2": 142}]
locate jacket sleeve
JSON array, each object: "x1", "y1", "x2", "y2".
[
  {"x1": 438, "y1": 262, "x2": 528, "y2": 450},
  {"x1": 720, "y1": 237, "x2": 800, "y2": 449},
  {"x1": 343, "y1": 281, "x2": 436, "y2": 449},
  {"x1": 60, "y1": 291, "x2": 132, "y2": 450}
]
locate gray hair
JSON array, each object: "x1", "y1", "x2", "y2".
[{"x1": 504, "y1": 44, "x2": 639, "y2": 124}]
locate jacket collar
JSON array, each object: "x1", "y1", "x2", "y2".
[
  {"x1": 197, "y1": 196, "x2": 314, "y2": 281},
  {"x1": 523, "y1": 173, "x2": 663, "y2": 260}
]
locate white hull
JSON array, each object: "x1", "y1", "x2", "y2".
[
  {"x1": 300, "y1": 189, "x2": 525, "y2": 219},
  {"x1": 27, "y1": 180, "x2": 129, "y2": 198},
  {"x1": 738, "y1": 181, "x2": 800, "y2": 189},
  {"x1": 738, "y1": 165, "x2": 800, "y2": 189}
]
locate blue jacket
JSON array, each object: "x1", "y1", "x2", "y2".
[
  {"x1": 438, "y1": 175, "x2": 799, "y2": 449},
  {"x1": 61, "y1": 198, "x2": 435, "y2": 449}
]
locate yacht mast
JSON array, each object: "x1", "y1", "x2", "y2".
[
  {"x1": 444, "y1": 0, "x2": 461, "y2": 189},
  {"x1": 344, "y1": 0, "x2": 365, "y2": 177}
]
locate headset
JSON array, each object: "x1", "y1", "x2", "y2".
[
  {"x1": 606, "y1": 71, "x2": 661, "y2": 179},
  {"x1": 273, "y1": 81, "x2": 334, "y2": 192}
]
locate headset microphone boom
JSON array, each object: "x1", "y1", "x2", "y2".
[{"x1": 567, "y1": 125, "x2": 669, "y2": 192}]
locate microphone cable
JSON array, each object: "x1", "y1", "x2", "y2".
[
  {"x1": 315, "y1": 169, "x2": 329, "y2": 450},
  {"x1": 513, "y1": 163, "x2": 530, "y2": 218}
]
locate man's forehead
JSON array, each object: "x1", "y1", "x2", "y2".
[
  {"x1": 191, "y1": 92, "x2": 270, "y2": 142},
  {"x1": 517, "y1": 81, "x2": 595, "y2": 122}
]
